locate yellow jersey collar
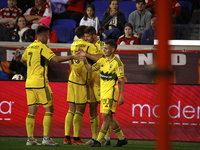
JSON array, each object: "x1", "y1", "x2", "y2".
[{"x1": 105, "y1": 55, "x2": 116, "y2": 62}]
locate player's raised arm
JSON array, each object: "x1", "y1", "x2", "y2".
[{"x1": 51, "y1": 55, "x2": 74, "y2": 63}]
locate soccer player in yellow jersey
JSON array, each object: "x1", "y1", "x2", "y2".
[
  {"x1": 84, "y1": 26, "x2": 105, "y2": 145},
  {"x1": 84, "y1": 27, "x2": 112, "y2": 146},
  {"x1": 83, "y1": 39, "x2": 128, "y2": 147},
  {"x1": 64, "y1": 26, "x2": 102, "y2": 145},
  {"x1": 21, "y1": 26, "x2": 84, "y2": 146}
]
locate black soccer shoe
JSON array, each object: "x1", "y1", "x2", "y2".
[
  {"x1": 106, "y1": 140, "x2": 111, "y2": 146},
  {"x1": 101, "y1": 139, "x2": 111, "y2": 146},
  {"x1": 90, "y1": 140, "x2": 101, "y2": 147},
  {"x1": 114, "y1": 138, "x2": 128, "y2": 147}
]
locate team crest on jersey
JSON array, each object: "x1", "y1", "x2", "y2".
[
  {"x1": 100, "y1": 46, "x2": 104, "y2": 50},
  {"x1": 109, "y1": 65, "x2": 112, "y2": 69},
  {"x1": 119, "y1": 68, "x2": 123, "y2": 71},
  {"x1": 101, "y1": 65, "x2": 104, "y2": 67}
]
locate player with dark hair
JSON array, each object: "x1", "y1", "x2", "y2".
[
  {"x1": 83, "y1": 39, "x2": 128, "y2": 147},
  {"x1": 84, "y1": 26, "x2": 104, "y2": 145},
  {"x1": 128, "y1": 0, "x2": 152, "y2": 39},
  {"x1": 63, "y1": 25, "x2": 102, "y2": 145},
  {"x1": 21, "y1": 25, "x2": 84, "y2": 146}
]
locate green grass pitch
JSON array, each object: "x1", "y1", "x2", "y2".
[{"x1": 0, "y1": 137, "x2": 200, "y2": 150}]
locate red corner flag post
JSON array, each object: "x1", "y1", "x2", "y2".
[{"x1": 156, "y1": 0, "x2": 172, "y2": 150}]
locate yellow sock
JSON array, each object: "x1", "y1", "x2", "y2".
[
  {"x1": 64, "y1": 110, "x2": 74, "y2": 136},
  {"x1": 104, "y1": 126, "x2": 112, "y2": 141},
  {"x1": 113, "y1": 127, "x2": 124, "y2": 139},
  {"x1": 43, "y1": 112, "x2": 52, "y2": 136},
  {"x1": 105, "y1": 126, "x2": 111, "y2": 137},
  {"x1": 90, "y1": 114, "x2": 99, "y2": 139},
  {"x1": 97, "y1": 129, "x2": 107, "y2": 142},
  {"x1": 73, "y1": 111, "x2": 83, "y2": 137},
  {"x1": 26, "y1": 113, "x2": 35, "y2": 137}
]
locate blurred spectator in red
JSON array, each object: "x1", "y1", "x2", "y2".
[
  {"x1": 117, "y1": 23, "x2": 139, "y2": 45},
  {"x1": 171, "y1": 0, "x2": 181, "y2": 18},
  {"x1": 140, "y1": 16, "x2": 156, "y2": 45},
  {"x1": 64, "y1": 0, "x2": 85, "y2": 26},
  {"x1": 10, "y1": 15, "x2": 35, "y2": 42},
  {"x1": 145, "y1": 0, "x2": 156, "y2": 16},
  {"x1": 51, "y1": 0, "x2": 69, "y2": 22},
  {"x1": 145, "y1": 0, "x2": 154, "y2": 6},
  {"x1": 38, "y1": 16, "x2": 57, "y2": 43},
  {"x1": 171, "y1": 0, "x2": 184, "y2": 24},
  {"x1": 0, "y1": 0, "x2": 22, "y2": 30},
  {"x1": 51, "y1": 0, "x2": 85, "y2": 26},
  {"x1": 24, "y1": 0, "x2": 52, "y2": 29}
]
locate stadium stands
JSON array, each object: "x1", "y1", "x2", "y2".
[
  {"x1": 118, "y1": 1, "x2": 137, "y2": 22},
  {"x1": 0, "y1": 0, "x2": 7, "y2": 9},
  {"x1": 92, "y1": 1, "x2": 109, "y2": 22},
  {"x1": 173, "y1": 24, "x2": 200, "y2": 40},
  {"x1": 52, "y1": 19, "x2": 76, "y2": 28},
  {"x1": 52, "y1": 19, "x2": 76, "y2": 43},
  {"x1": 179, "y1": 0, "x2": 193, "y2": 24}
]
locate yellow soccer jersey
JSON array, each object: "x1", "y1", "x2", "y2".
[
  {"x1": 93, "y1": 56, "x2": 124, "y2": 100},
  {"x1": 22, "y1": 40, "x2": 55, "y2": 88},
  {"x1": 90, "y1": 40, "x2": 104, "y2": 85},
  {"x1": 69, "y1": 39, "x2": 98, "y2": 85},
  {"x1": 94, "y1": 39, "x2": 105, "y2": 54}
]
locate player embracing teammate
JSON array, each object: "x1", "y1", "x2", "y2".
[{"x1": 63, "y1": 26, "x2": 128, "y2": 147}]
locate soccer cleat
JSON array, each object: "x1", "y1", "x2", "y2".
[
  {"x1": 114, "y1": 138, "x2": 128, "y2": 147},
  {"x1": 90, "y1": 140, "x2": 101, "y2": 147},
  {"x1": 85, "y1": 139, "x2": 95, "y2": 145},
  {"x1": 63, "y1": 138, "x2": 71, "y2": 145},
  {"x1": 72, "y1": 139, "x2": 85, "y2": 145},
  {"x1": 101, "y1": 139, "x2": 111, "y2": 146},
  {"x1": 42, "y1": 138, "x2": 59, "y2": 146},
  {"x1": 26, "y1": 138, "x2": 41, "y2": 146}
]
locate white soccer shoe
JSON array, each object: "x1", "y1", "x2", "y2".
[
  {"x1": 42, "y1": 138, "x2": 59, "y2": 146},
  {"x1": 26, "y1": 138, "x2": 41, "y2": 146}
]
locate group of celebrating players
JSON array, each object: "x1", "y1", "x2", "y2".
[{"x1": 21, "y1": 25, "x2": 127, "y2": 147}]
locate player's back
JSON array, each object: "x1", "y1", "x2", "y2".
[{"x1": 22, "y1": 40, "x2": 55, "y2": 88}]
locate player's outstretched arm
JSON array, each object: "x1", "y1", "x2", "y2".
[
  {"x1": 51, "y1": 51, "x2": 85, "y2": 63},
  {"x1": 118, "y1": 77, "x2": 125, "y2": 105},
  {"x1": 83, "y1": 58, "x2": 96, "y2": 72},
  {"x1": 51, "y1": 55, "x2": 75, "y2": 63}
]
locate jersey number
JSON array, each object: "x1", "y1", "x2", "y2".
[
  {"x1": 103, "y1": 99, "x2": 110, "y2": 108},
  {"x1": 28, "y1": 52, "x2": 33, "y2": 66}
]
